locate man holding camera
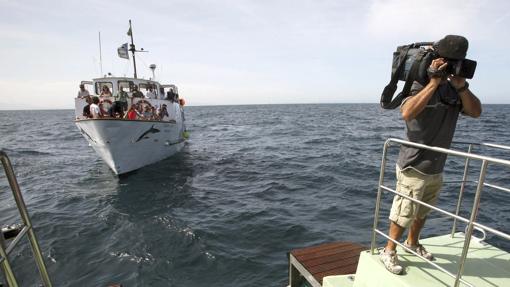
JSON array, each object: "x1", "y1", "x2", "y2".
[{"x1": 380, "y1": 35, "x2": 482, "y2": 274}]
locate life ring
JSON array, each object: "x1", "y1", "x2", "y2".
[
  {"x1": 134, "y1": 99, "x2": 153, "y2": 110},
  {"x1": 99, "y1": 99, "x2": 113, "y2": 116}
]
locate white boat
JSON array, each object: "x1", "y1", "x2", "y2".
[{"x1": 74, "y1": 21, "x2": 187, "y2": 175}]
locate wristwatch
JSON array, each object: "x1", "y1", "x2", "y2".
[{"x1": 456, "y1": 82, "x2": 469, "y2": 93}]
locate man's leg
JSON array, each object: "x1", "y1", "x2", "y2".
[
  {"x1": 380, "y1": 167, "x2": 425, "y2": 274},
  {"x1": 381, "y1": 220, "x2": 405, "y2": 274},
  {"x1": 402, "y1": 174, "x2": 442, "y2": 260},
  {"x1": 406, "y1": 217, "x2": 426, "y2": 246},
  {"x1": 385, "y1": 221, "x2": 406, "y2": 251}
]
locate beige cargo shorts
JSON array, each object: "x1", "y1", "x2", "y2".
[{"x1": 389, "y1": 166, "x2": 443, "y2": 228}]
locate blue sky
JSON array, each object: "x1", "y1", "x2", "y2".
[{"x1": 0, "y1": 0, "x2": 509, "y2": 109}]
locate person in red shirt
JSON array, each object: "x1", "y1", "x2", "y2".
[{"x1": 126, "y1": 105, "x2": 137, "y2": 120}]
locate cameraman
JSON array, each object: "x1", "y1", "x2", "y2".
[{"x1": 380, "y1": 36, "x2": 481, "y2": 275}]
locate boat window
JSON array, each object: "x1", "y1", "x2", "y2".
[
  {"x1": 95, "y1": 82, "x2": 113, "y2": 95},
  {"x1": 139, "y1": 83, "x2": 149, "y2": 95},
  {"x1": 164, "y1": 86, "x2": 178, "y2": 94},
  {"x1": 139, "y1": 82, "x2": 158, "y2": 96},
  {"x1": 118, "y1": 81, "x2": 135, "y2": 92},
  {"x1": 81, "y1": 82, "x2": 94, "y2": 94},
  {"x1": 151, "y1": 84, "x2": 159, "y2": 96}
]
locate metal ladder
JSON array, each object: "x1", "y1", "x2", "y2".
[{"x1": 0, "y1": 151, "x2": 52, "y2": 287}]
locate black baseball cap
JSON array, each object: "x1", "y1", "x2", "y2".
[{"x1": 434, "y1": 35, "x2": 469, "y2": 60}]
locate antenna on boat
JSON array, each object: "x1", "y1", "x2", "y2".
[
  {"x1": 98, "y1": 32, "x2": 103, "y2": 76},
  {"x1": 128, "y1": 20, "x2": 137, "y2": 78},
  {"x1": 127, "y1": 20, "x2": 148, "y2": 79}
]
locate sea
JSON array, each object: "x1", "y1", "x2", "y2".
[{"x1": 0, "y1": 104, "x2": 509, "y2": 286}]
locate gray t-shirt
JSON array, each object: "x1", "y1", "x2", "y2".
[{"x1": 397, "y1": 81, "x2": 462, "y2": 175}]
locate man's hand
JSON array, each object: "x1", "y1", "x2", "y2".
[
  {"x1": 449, "y1": 75, "x2": 481, "y2": 118},
  {"x1": 428, "y1": 58, "x2": 448, "y2": 85},
  {"x1": 448, "y1": 75, "x2": 466, "y2": 89}
]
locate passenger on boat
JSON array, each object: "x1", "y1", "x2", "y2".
[
  {"x1": 131, "y1": 86, "x2": 144, "y2": 98},
  {"x1": 82, "y1": 96, "x2": 92, "y2": 118},
  {"x1": 143, "y1": 105, "x2": 153, "y2": 119},
  {"x1": 111, "y1": 86, "x2": 128, "y2": 117},
  {"x1": 159, "y1": 87, "x2": 165, "y2": 100},
  {"x1": 151, "y1": 106, "x2": 159, "y2": 120},
  {"x1": 77, "y1": 84, "x2": 90, "y2": 98},
  {"x1": 146, "y1": 85, "x2": 157, "y2": 99},
  {"x1": 131, "y1": 103, "x2": 144, "y2": 119},
  {"x1": 89, "y1": 96, "x2": 102, "y2": 119},
  {"x1": 165, "y1": 89, "x2": 177, "y2": 102},
  {"x1": 158, "y1": 104, "x2": 169, "y2": 120},
  {"x1": 100, "y1": 86, "x2": 112, "y2": 98},
  {"x1": 380, "y1": 36, "x2": 482, "y2": 275},
  {"x1": 125, "y1": 104, "x2": 138, "y2": 120},
  {"x1": 165, "y1": 91, "x2": 172, "y2": 101}
]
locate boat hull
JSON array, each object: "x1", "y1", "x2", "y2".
[{"x1": 76, "y1": 119, "x2": 185, "y2": 174}]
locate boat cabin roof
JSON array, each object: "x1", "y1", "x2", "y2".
[{"x1": 80, "y1": 77, "x2": 177, "y2": 95}]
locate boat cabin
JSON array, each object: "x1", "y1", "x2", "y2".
[
  {"x1": 80, "y1": 77, "x2": 178, "y2": 100},
  {"x1": 74, "y1": 76, "x2": 181, "y2": 121}
]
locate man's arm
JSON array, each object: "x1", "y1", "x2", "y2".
[
  {"x1": 449, "y1": 76, "x2": 482, "y2": 118},
  {"x1": 401, "y1": 79, "x2": 440, "y2": 121},
  {"x1": 401, "y1": 58, "x2": 447, "y2": 121}
]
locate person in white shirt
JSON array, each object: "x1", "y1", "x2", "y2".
[
  {"x1": 145, "y1": 85, "x2": 157, "y2": 99},
  {"x1": 77, "y1": 84, "x2": 90, "y2": 98},
  {"x1": 90, "y1": 97, "x2": 101, "y2": 119}
]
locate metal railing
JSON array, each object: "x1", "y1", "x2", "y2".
[
  {"x1": 370, "y1": 138, "x2": 510, "y2": 287},
  {"x1": 0, "y1": 151, "x2": 52, "y2": 287},
  {"x1": 450, "y1": 141, "x2": 510, "y2": 238}
]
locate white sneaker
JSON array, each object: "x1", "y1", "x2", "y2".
[
  {"x1": 379, "y1": 248, "x2": 403, "y2": 275},
  {"x1": 404, "y1": 241, "x2": 433, "y2": 260}
]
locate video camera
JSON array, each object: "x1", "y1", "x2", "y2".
[{"x1": 381, "y1": 35, "x2": 477, "y2": 109}]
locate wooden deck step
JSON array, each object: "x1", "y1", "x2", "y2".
[{"x1": 289, "y1": 241, "x2": 366, "y2": 287}]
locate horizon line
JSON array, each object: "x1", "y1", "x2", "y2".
[{"x1": 0, "y1": 102, "x2": 509, "y2": 112}]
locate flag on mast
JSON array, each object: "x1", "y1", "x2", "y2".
[
  {"x1": 117, "y1": 43, "x2": 129, "y2": 59},
  {"x1": 127, "y1": 27, "x2": 132, "y2": 36}
]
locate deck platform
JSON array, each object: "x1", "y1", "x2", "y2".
[
  {"x1": 289, "y1": 241, "x2": 366, "y2": 287},
  {"x1": 349, "y1": 233, "x2": 510, "y2": 287}
]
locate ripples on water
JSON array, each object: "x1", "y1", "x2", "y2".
[{"x1": 0, "y1": 104, "x2": 509, "y2": 286}]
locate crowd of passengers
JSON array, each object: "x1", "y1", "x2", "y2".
[{"x1": 78, "y1": 84, "x2": 182, "y2": 120}]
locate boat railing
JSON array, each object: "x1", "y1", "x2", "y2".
[
  {"x1": 370, "y1": 138, "x2": 510, "y2": 287},
  {"x1": 448, "y1": 141, "x2": 510, "y2": 240},
  {"x1": 0, "y1": 151, "x2": 52, "y2": 287}
]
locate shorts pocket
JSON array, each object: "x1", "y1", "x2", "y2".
[{"x1": 396, "y1": 183, "x2": 415, "y2": 218}]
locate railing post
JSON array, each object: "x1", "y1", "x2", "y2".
[
  {"x1": 453, "y1": 160, "x2": 488, "y2": 287},
  {"x1": 451, "y1": 144, "x2": 473, "y2": 237},
  {"x1": 371, "y1": 140, "x2": 390, "y2": 254},
  {"x1": 1, "y1": 236, "x2": 19, "y2": 287},
  {"x1": 0, "y1": 152, "x2": 53, "y2": 287}
]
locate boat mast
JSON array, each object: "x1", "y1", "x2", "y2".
[
  {"x1": 98, "y1": 32, "x2": 103, "y2": 76},
  {"x1": 128, "y1": 20, "x2": 138, "y2": 79}
]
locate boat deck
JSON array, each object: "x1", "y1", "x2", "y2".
[
  {"x1": 288, "y1": 241, "x2": 366, "y2": 287},
  {"x1": 323, "y1": 233, "x2": 510, "y2": 287}
]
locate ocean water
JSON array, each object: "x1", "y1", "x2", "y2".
[{"x1": 0, "y1": 104, "x2": 509, "y2": 286}]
